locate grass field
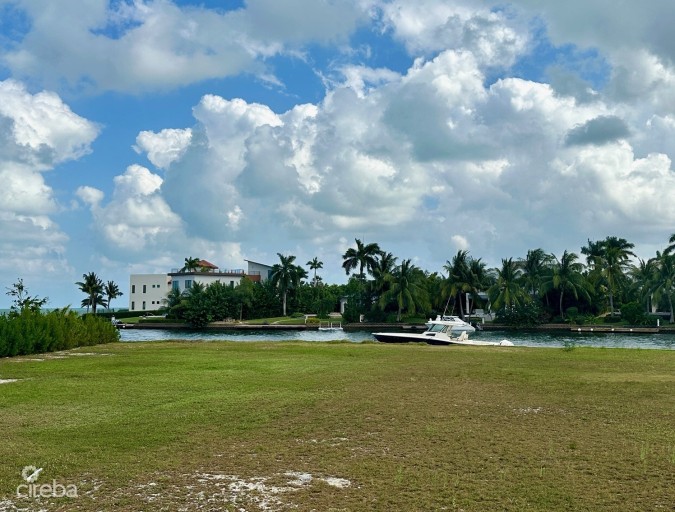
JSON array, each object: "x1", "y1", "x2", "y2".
[{"x1": 0, "y1": 341, "x2": 673, "y2": 511}]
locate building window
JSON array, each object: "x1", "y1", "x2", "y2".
[
  {"x1": 132, "y1": 285, "x2": 136, "y2": 293},
  {"x1": 131, "y1": 301, "x2": 135, "y2": 310},
  {"x1": 142, "y1": 301, "x2": 146, "y2": 310},
  {"x1": 143, "y1": 284, "x2": 147, "y2": 293},
  {"x1": 172, "y1": 281, "x2": 179, "y2": 291},
  {"x1": 185, "y1": 280, "x2": 192, "y2": 289}
]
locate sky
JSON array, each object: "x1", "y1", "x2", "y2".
[{"x1": 1, "y1": 0, "x2": 675, "y2": 309}]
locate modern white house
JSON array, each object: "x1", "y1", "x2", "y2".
[
  {"x1": 129, "y1": 259, "x2": 273, "y2": 312},
  {"x1": 128, "y1": 274, "x2": 172, "y2": 312}
]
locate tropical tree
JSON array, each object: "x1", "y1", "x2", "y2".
[
  {"x1": 664, "y1": 233, "x2": 675, "y2": 255},
  {"x1": 651, "y1": 251, "x2": 675, "y2": 323},
  {"x1": 371, "y1": 251, "x2": 398, "y2": 297},
  {"x1": 5, "y1": 278, "x2": 48, "y2": 314},
  {"x1": 163, "y1": 287, "x2": 185, "y2": 319},
  {"x1": 581, "y1": 237, "x2": 635, "y2": 315},
  {"x1": 628, "y1": 258, "x2": 658, "y2": 313},
  {"x1": 182, "y1": 282, "x2": 211, "y2": 327},
  {"x1": 104, "y1": 281, "x2": 123, "y2": 310},
  {"x1": 307, "y1": 257, "x2": 323, "y2": 286},
  {"x1": 379, "y1": 259, "x2": 430, "y2": 321},
  {"x1": 424, "y1": 271, "x2": 447, "y2": 313},
  {"x1": 76, "y1": 272, "x2": 105, "y2": 314},
  {"x1": 443, "y1": 250, "x2": 472, "y2": 318},
  {"x1": 487, "y1": 258, "x2": 525, "y2": 311},
  {"x1": 519, "y1": 248, "x2": 554, "y2": 298},
  {"x1": 599, "y1": 237, "x2": 636, "y2": 315},
  {"x1": 543, "y1": 251, "x2": 592, "y2": 319},
  {"x1": 234, "y1": 276, "x2": 256, "y2": 320},
  {"x1": 341, "y1": 239, "x2": 381, "y2": 280},
  {"x1": 181, "y1": 256, "x2": 201, "y2": 273},
  {"x1": 580, "y1": 239, "x2": 605, "y2": 270},
  {"x1": 466, "y1": 257, "x2": 490, "y2": 315},
  {"x1": 270, "y1": 253, "x2": 308, "y2": 316}
]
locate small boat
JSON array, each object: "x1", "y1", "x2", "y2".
[{"x1": 373, "y1": 317, "x2": 513, "y2": 346}]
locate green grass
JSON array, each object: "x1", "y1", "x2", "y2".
[{"x1": 1, "y1": 342, "x2": 673, "y2": 511}]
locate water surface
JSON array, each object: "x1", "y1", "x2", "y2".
[{"x1": 119, "y1": 328, "x2": 675, "y2": 350}]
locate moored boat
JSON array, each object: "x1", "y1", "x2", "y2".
[{"x1": 373, "y1": 316, "x2": 513, "y2": 346}]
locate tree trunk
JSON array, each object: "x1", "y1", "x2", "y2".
[
  {"x1": 559, "y1": 290, "x2": 565, "y2": 318},
  {"x1": 609, "y1": 291, "x2": 614, "y2": 316},
  {"x1": 282, "y1": 292, "x2": 287, "y2": 317}
]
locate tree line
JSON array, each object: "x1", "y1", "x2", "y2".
[{"x1": 163, "y1": 233, "x2": 675, "y2": 327}]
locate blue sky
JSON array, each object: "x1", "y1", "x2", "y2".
[{"x1": 1, "y1": 0, "x2": 675, "y2": 308}]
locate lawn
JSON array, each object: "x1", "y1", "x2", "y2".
[{"x1": 0, "y1": 341, "x2": 673, "y2": 511}]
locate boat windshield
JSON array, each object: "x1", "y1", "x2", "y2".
[{"x1": 427, "y1": 323, "x2": 448, "y2": 333}]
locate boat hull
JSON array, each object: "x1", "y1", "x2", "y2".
[
  {"x1": 373, "y1": 332, "x2": 514, "y2": 347},
  {"x1": 372, "y1": 332, "x2": 452, "y2": 345}
]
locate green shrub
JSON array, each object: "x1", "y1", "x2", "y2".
[
  {"x1": 495, "y1": 302, "x2": 545, "y2": 327},
  {"x1": 620, "y1": 302, "x2": 646, "y2": 326},
  {"x1": 0, "y1": 308, "x2": 119, "y2": 357}
]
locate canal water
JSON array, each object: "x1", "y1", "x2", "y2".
[{"x1": 119, "y1": 328, "x2": 675, "y2": 350}]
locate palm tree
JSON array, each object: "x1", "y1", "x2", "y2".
[
  {"x1": 181, "y1": 256, "x2": 200, "y2": 273},
  {"x1": 580, "y1": 239, "x2": 605, "y2": 270},
  {"x1": 443, "y1": 250, "x2": 472, "y2": 318},
  {"x1": 164, "y1": 287, "x2": 183, "y2": 309},
  {"x1": 629, "y1": 258, "x2": 658, "y2": 313},
  {"x1": 371, "y1": 251, "x2": 398, "y2": 297},
  {"x1": 544, "y1": 251, "x2": 592, "y2": 319},
  {"x1": 487, "y1": 258, "x2": 525, "y2": 311},
  {"x1": 519, "y1": 248, "x2": 554, "y2": 298},
  {"x1": 342, "y1": 239, "x2": 381, "y2": 280},
  {"x1": 664, "y1": 233, "x2": 675, "y2": 256},
  {"x1": 379, "y1": 259, "x2": 430, "y2": 321},
  {"x1": 307, "y1": 257, "x2": 323, "y2": 286},
  {"x1": 651, "y1": 251, "x2": 675, "y2": 323},
  {"x1": 270, "y1": 253, "x2": 308, "y2": 316},
  {"x1": 467, "y1": 257, "x2": 490, "y2": 315},
  {"x1": 599, "y1": 237, "x2": 636, "y2": 316},
  {"x1": 76, "y1": 272, "x2": 104, "y2": 314},
  {"x1": 104, "y1": 281, "x2": 123, "y2": 311}
]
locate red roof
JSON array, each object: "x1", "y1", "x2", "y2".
[{"x1": 197, "y1": 259, "x2": 218, "y2": 269}]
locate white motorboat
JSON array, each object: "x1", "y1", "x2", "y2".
[
  {"x1": 373, "y1": 317, "x2": 513, "y2": 346},
  {"x1": 425, "y1": 315, "x2": 476, "y2": 334}
]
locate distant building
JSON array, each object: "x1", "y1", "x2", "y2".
[
  {"x1": 244, "y1": 259, "x2": 274, "y2": 283},
  {"x1": 129, "y1": 259, "x2": 273, "y2": 312},
  {"x1": 128, "y1": 274, "x2": 171, "y2": 313}
]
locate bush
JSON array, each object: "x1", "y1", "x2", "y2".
[
  {"x1": 0, "y1": 308, "x2": 119, "y2": 357},
  {"x1": 620, "y1": 302, "x2": 646, "y2": 326},
  {"x1": 495, "y1": 302, "x2": 546, "y2": 327}
]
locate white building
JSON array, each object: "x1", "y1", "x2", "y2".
[
  {"x1": 129, "y1": 259, "x2": 273, "y2": 312},
  {"x1": 129, "y1": 274, "x2": 171, "y2": 312}
]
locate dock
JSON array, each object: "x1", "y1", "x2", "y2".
[{"x1": 571, "y1": 326, "x2": 659, "y2": 333}]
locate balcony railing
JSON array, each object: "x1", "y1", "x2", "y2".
[{"x1": 170, "y1": 268, "x2": 248, "y2": 275}]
